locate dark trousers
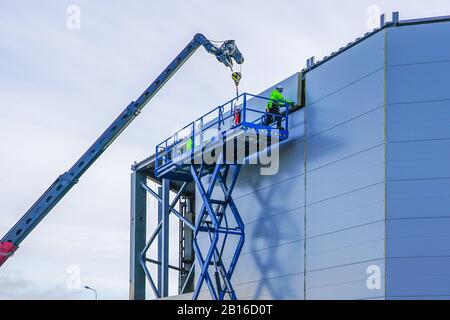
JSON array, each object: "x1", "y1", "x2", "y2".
[{"x1": 264, "y1": 106, "x2": 282, "y2": 129}]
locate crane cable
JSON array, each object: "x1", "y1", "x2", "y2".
[
  {"x1": 231, "y1": 64, "x2": 242, "y2": 98},
  {"x1": 206, "y1": 38, "x2": 243, "y2": 98}
]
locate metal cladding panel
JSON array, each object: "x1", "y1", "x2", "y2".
[
  {"x1": 303, "y1": 29, "x2": 386, "y2": 299},
  {"x1": 306, "y1": 183, "x2": 385, "y2": 238},
  {"x1": 306, "y1": 31, "x2": 385, "y2": 105},
  {"x1": 387, "y1": 139, "x2": 450, "y2": 180},
  {"x1": 306, "y1": 259, "x2": 385, "y2": 298},
  {"x1": 231, "y1": 175, "x2": 305, "y2": 225},
  {"x1": 306, "y1": 260, "x2": 386, "y2": 300},
  {"x1": 386, "y1": 218, "x2": 450, "y2": 257},
  {"x1": 388, "y1": 21, "x2": 450, "y2": 65},
  {"x1": 220, "y1": 208, "x2": 304, "y2": 258},
  {"x1": 387, "y1": 180, "x2": 450, "y2": 220},
  {"x1": 233, "y1": 274, "x2": 304, "y2": 300},
  {"x1": 387, "y1": 62, "x2": 450, "y2": 104},
  {"x1": 306, "y1": 145, "x2": 385, "y2": 205},
  {"x1": 222, "y1": 241, "x2": 304, "y2": 286},
  {"x1": 306, "y1": 69, "x2": 384, "y2": 137},
  {"x1": 385, "y1": 21, "x2": 450, "y2": 299},
  {"x1": 306, "y1": 107, "x2": 385, "y2": 172},
  {"x1": 387, "y1": 257, "x2": 450, "y2": 298},
  {"x1": 306, "y1": 221, "x2": 385, "y2": 271},
  {"x1": 387, "y1": 276, "x2": 450, "y2": 298},
  {"x1": 387, "y1": 100, "x2": 450, "y2": 142}
]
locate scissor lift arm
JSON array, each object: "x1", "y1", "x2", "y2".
[{"x1": 0, "y1": 33, "x2": 244, "y2": 267}]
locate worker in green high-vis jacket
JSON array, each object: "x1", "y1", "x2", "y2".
[
  {"x1": 265, "y1": 85, "x2": 293, "y2": 130},
  {"x1": 186, "y1": 137, "x2": 193, "y2": 152}
]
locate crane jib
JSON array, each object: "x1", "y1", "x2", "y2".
[{"x1": 0, "y1": 34, "x2": 244, "y2": 267}]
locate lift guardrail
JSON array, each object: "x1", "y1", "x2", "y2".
[{"x1": 155, "y1": 92, "x2": 290, "y2": 180}]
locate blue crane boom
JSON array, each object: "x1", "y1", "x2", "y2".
[{"x1": 0, "y1": 33, "x2": 244, "y2": 267}]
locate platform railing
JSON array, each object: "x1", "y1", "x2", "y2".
[{"x1": 155, "y1": 93, "x2": 290, "y2": 175}]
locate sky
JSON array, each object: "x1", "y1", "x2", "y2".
[{"x1": 0, "y1": 0, "x2": 449, "y2": 300}]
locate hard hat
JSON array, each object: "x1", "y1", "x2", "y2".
[{"x1": 276, "y1": 85, "x2": 284, "y2": 92}]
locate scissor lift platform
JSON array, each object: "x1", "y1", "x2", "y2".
[
  {"x1": 155, "y1": 93, "x2": 289, "y2": 181},
  {"x1": 154, "y1": 93, "x2": 290, "y2": 300}
]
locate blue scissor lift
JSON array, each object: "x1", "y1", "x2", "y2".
[{"x1": 154, "y1": 93, "x2": 290, "y2": 300}]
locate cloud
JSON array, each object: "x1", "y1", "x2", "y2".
[{"x1": 0, "y1": 271, "x2": 84, "y2": 300}]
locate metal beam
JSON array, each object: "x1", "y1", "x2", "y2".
[
  {"x1": 161, "y1": 179, "x2": 170, "y2": 297},
  {"x1": 129, "y1": 172, "x2": 147, "y2": 300},
  {"x1": 179, "y1": 197, "x2": 195, "y2": 294},
  {"x1": 146, "y1": 258, "x2": 187, "y2": 272},
  {"x1": 157, "y1": 186, "x2": 163, "y2": 296}
]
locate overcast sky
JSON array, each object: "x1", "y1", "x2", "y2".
[{"x1": 1, "y1": 0, "x2": 449, "y2": 300}]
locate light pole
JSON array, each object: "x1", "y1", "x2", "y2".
[{"x1": 84, "y1": 285, "x2": 98, "y2": 300}]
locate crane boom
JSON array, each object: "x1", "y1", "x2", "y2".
[{"x1": 0, "y1": 33, "x2": 244, "y2": 267}]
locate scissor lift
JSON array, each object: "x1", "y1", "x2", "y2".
[{"x1": 154, "y1": 93, "x2": 290, "y2": 300}]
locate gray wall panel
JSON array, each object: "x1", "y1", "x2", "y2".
[
  {"x1": 388, "y1": 295, "x2": 450, "y2": 300},
  {"x1": 387, "y1": 139, "x2": 450, "y2": 180},
  {"x1": 387, "y1": 276, "x2": 450, "y2": 298},
  {"x1": 306, "y1": 32, "x2": 384, "y2": 105},
  {"x1": 306, "y1": 238, "x2": 384, "y2": 275},
  {"x1": 306, "y1": 222, "x2": 385, "y2": 271},
  {"x1": 306, "y1": 221, "x2": 384, "y2": 256},
  {"x1": 387, "y1": 61, "x2": 450, "y2": 104},
  {"x1": 306, "y1": 277, "x2": 385, "y2": 300},
  {"x1": 387, "y1": 178, "x2": 450, "y2": 202},
  {"x1": 219, "y1": 208, "x2": 304, "y2": 259},
  {"x1": 387, "y1": 196, "x2": 450, "y2": 220},
  {"x1": 387, "y1": 257, "x2": 450, "y2": 277},
  {"x1": 307, "y1": 107, "x2": 384, "y2": 171},
  {"x1": 387, "y1": 218, "x2": 450, "y2": 239},
  {"x1": 306, "y1": 259, "x2": 385, "y2": 298},
  {"x1": 306, "y1": 145, "x2": 384, "y2": 205},
  {"x1": 386, "y1": 218, "x2": 450, "y2": 257},
  {"x1": 387, "y1": 100, "x2": 450, "y2": 142},
  {"x1": 387, "y1": 58, "x2": 450, "y2": 301},
  {"x1": 388, "y1": 21, "x2": 450, "y2": 65},
  {"x1": 386, "y1": 257, "x2": 450, "y2": 298},
  {"x1": 307, "y1": 183, "x2": 385, "y2": 237},
  {"x1": 234, "y1": 274, "x2": 304, "y2": 300},
  {"x1": 223, "y1": 241, "x2": 304, "y2": 285},
  {"x1": 232, "y1": 175, "x2": 305, "y2": 225},
  {"x1": 307, "y1": 70, "x2": 384, "y2": 137}
]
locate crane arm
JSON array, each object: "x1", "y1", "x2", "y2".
[{"x1": 0, "y1": 33, "x2": 244, "y2": 267}]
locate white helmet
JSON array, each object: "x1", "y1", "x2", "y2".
[{"x1": 276, "y1": 85, "x2": 284, "y2": 92}]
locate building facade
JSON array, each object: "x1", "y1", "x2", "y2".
[{"x1": 130, "y1": 15, "x2": 450, "y2": 300}]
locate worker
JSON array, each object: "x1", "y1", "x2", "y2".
[
  {"x1": 264, "y1": 85, "x2": 293, "y2": 130},
  {"x1": 186, "y1": 137, "x2": 193, "y2": 153}
]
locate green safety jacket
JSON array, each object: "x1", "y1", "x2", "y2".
[
  {"x1": 186, "y1": 138, "x2": 193, "y2": 152},
  {"x1": 267, "y1": 89, "x2": 293, "y2": 110}
]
